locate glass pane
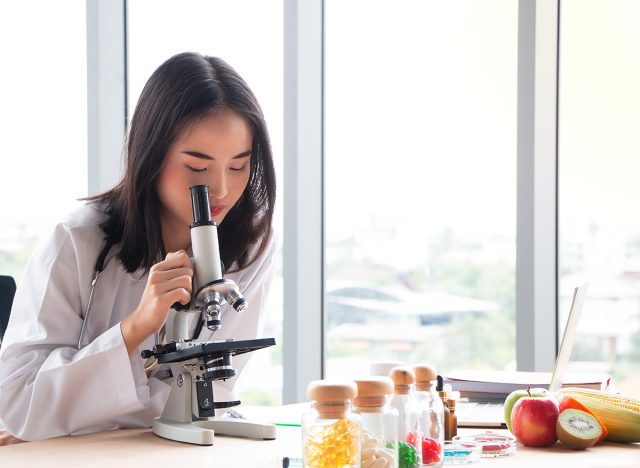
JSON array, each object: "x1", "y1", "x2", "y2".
[
  {"x1": 0, "y1": 1, "x2": 87, "y2": 283},
  {"x1": 559, "y1": 0, "x2": 640, "y2": 397},
  {"x1": 128, "y1": 0, "x2": 284, "y2": 405},
  {"x1": 325, "y1": 1, "x2": 518, "y2": 378}
]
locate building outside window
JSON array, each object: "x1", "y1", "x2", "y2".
[
  {"x1": 0, "y1": 1, "x2": 88, "y2": 282},
  {"x1": 558, "y1": 0, "x2": 640, "y2": 397},
  {"x1": 325, "y1": 0, "x2": 518, "y2": 378}
]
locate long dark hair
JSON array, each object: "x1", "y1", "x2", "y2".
[{"x1": 87, "y1": 52, "x2": 275, "y2": 273}]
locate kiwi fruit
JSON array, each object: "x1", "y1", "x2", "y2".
[{"x1": 556, "y1": 408, "x2": 602, "y2": 449}]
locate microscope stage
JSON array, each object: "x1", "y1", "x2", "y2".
[{"x1": 156, "y1": 337, "x2": 276, "y2": 364}]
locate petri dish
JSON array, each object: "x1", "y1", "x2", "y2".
[
  {"x1": 443, "y1": 440, "x2": 482, "y2": 464},
  {"x1": 452, "y1": 431, "x2": 517, "y2": 457}
]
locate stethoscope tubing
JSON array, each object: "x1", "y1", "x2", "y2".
[
  {"x1": 78, "y1": 242, "x2": 203, "y2": 350},
  {"x1": 78, "y1": 270, "x2": 100, "y2": 349},
  {"x1": 78, "y1": 242, "x2": 113, "y2": 349}
]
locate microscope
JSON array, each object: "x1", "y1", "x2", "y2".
[{"x1": 141, "y1": 185, "x2": 276, "y2": 445}]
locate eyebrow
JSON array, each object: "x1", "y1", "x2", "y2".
[{"x1": 182, "y1": 150, "x2": 252, "y2": 160}]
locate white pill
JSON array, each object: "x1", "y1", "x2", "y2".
[
  {"x1": 363, "y1": 447, "x2": 380, "y2": 458},
  {"x1": 361, "y1": 457, "x2": 376, "y2": 468},
  {"x1": 379, "y1": 449, "x2": 395, "y2": 463},
  {"x1": 363, "y1": 437, "x2": 379, "y2": 449},
  {"x1": 370, "y1": 458, "x2": 389, "y2": 468}
]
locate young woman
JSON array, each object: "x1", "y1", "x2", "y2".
[{"x1": 0, "y1": 52, "x2": 276, "y2": 443}]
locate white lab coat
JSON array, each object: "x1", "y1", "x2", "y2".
[{"x1": 0, "y1": 202, "x2": 276, "y2": 441}]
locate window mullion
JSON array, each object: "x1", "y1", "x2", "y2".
[
  {"x1": 283, "y1": 0, "x2": 324, "y2": 403},
  {"x1": 516, "y1": 0, "x2": 559, "y2": 372},
  {"x1": 86, "y1": 0, "x2": 127, "y2": 195}
]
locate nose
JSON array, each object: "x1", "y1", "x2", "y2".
[{"x1": 208, "y1": 169, "x2": 228, "y2": 200}]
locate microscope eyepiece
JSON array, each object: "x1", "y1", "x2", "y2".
[
  {"x1": 189, "y1": 184, "x2": 247, "y2": 334},
  {"x1": 190, "y1": 185, "x2": 216, "y2": 228}
]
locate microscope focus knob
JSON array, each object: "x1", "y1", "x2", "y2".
[
  {"x1": 204, "y1": 368, "x2": 236, "y2": 380},
  {"x1": 232, "y1": 297, "x2": 247, "y2": 312}
]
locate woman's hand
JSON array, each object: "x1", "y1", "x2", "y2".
[
  {"x1": 121, "y1": 250, "x2": 193, "y2": 355},
  {"x1": 0, "y1": 429, "x2": 25, "y2": 446}
]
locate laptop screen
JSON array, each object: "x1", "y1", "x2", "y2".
[{"x1": 549, "y1": 283, "x2": 589, "y2": 392}]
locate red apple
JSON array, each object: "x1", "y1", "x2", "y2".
[
  {"x1": 504, "y1": 387, "x2": 550, "y2": 433},
  {"x1": 510, "y1": 392, "x2": 559, "y2": 447}
]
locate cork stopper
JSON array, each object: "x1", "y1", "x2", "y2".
[
  {"x1": 353, "y1": 377, "x2": 393, "y2": 412},
  {"x1": 447, "y1": 391, "x2": 460, "y2": 411},
  {"x1": 389, "y1": 366, "x2": 415, "y2": 395},
  {"x1": 414, "y1": 364, "x2": 437, "y2": 391},
  {"x1": 307, "y1": 380, "x2": 357, "y2": 419}
]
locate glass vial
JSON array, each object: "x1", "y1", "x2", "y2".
[
  {"x1": 413, "y1": 365, "x2": 445, "y2": 467},
  {"x1": 436, "y1": 376, "x2": 451, "y2": 441},
  {"x1": 353, "y1": 377, "x2": 399, "y2": 468},
  {"x1": 446, "y1": 394, "x2": 458, "y2": 439},
  {"x1": 303, "y1": 380, "x2": 361, "y2": 468},
  {"x1": 389, "y1": 366, "x2": 422, "y2": 468}
]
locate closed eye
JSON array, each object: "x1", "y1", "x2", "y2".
[
  {"x1": 185, "y1": 165, "x2": 207, "y2": 173},
  {"x1": 229, "y1": 164, "x2": 248, "y2": 172}
]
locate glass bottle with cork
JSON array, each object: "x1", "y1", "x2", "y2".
[
  {"x1": 353, "y1": 377, "x2": 398, "y2": 468},
  {"x1": 389, "y1": 366, "x2": 422, "y2": 468},
  {"x1": 413, "y1": 364, "x2": 444, "y2": 467},
  {"x1": 302, "y1": 380, "x2": 361, "y2": 468}
]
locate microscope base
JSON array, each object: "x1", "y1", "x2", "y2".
[{"x1": 153, "y1": 416, "x2": 277, "y2": 446}]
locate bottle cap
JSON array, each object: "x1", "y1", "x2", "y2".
[
  {"x1": 414, "y1": 364, "x2": 437, "y2": 391},
  {"x1": 389, "y1": 366, "x2": 415, "y2": 395},
  {"x1": 307, "y1": 380, "x2": 357, "y2": 419},
  {"x1": 353, "y1": 377, "x2": 394, "y2": 411},
  {"x1": 307, "y1": 380, "x2": 357, "y2": 401},
  {"x1": 436, "y1": 375, "x2": 448, "y2": 400}
]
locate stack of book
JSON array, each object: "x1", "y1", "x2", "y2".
[{"x1": 444, "y1": 370, "x2": 610, "y2": 402}]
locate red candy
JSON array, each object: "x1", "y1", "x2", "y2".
[
  {"x1": 406, "y1": 432, "x2": 442, "y2": 464},
  {"x1": 421, "y1": 437, "x2": 441, "y2": 464},
  {"x1": 406, "y1": 430, "x2": 420, "y2": 448}
]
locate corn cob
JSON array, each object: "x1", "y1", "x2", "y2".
[{"x1": 555, "y1": 387, "x2": 640, "y2": 443}]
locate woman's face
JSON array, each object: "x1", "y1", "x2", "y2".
[{"x1": 157, "y1": 107, "x2": 253, "y2": 243}]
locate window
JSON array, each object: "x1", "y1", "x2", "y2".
[
  {"x1": 558, "y1": 0, "x2": 640, "y2": 397},
  {"x1": 324, "y1": 0, "x2": 518, "y2": 378},
  {"x1": 127, "y1": 0, "x2": 284, "y2": 405},
  {"x1": 0, "y1": 1, "x2": 87, "y2": 283}
]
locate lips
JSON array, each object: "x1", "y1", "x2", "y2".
[{"x1": 210, "y1": 205, "x2": 225, "y2": 217}]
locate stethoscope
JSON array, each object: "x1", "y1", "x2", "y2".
[
  {"x1": 77, "y1": 242, "x2": 204, "y2": 354},
  {"x1": 78, "y1": 242, "x2": 113, "y2": 349}
]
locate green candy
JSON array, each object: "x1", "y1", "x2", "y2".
[{"x1": 398, "y1": 441, "x2": 419, "y2": 468}]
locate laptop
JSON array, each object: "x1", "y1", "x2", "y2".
[{"x1": 455, "y1": 283, "x2": 589, "y2": 428}]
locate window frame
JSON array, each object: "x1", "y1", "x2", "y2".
[
  {"x1": 86, "y1": 0, "x2": 127, "y2": 195},
  {"x1": 516, "y1": 0, "x2": 560, "y2": 372},
  {"x1": 88, "y1": 0, "x2": 562, "y2": 403}
]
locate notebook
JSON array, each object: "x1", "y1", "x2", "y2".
[{"x1": 454, "y1": 283, "x2": 599, "y2": 428}]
